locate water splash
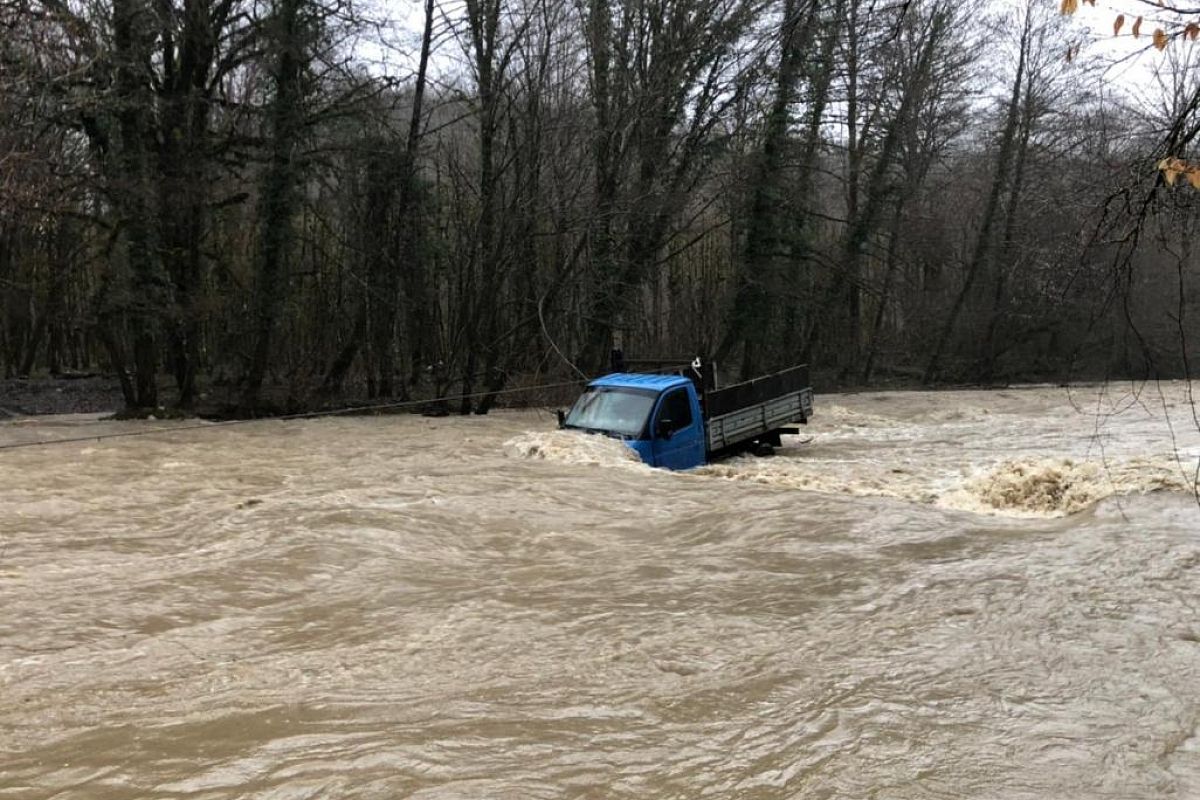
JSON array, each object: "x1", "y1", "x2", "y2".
[
  {"x1": 503, "y1": 430, "x2": 645, "y2": 468},
  {"x1": 701, "y1": 453, "x2": 1194, "y2": 517},
  {"x1": 942, "y1": 457, "x2": 1195, "y2": 517}
]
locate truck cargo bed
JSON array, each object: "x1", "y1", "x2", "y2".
[{"x1": 704, "y1": 365, "x2": 813, "y2": 453}]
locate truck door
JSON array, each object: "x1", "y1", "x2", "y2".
[{"x1": 651, "y1": 387, "x2": 706, "y2": 470}]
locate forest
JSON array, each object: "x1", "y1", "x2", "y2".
[{"x1": 2, "y1": 0, "x2": 1199, "y2": 414}]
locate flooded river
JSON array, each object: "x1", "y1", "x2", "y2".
[{"x1": 3, "y1": 384, "x2": 1200, "y2": 798}]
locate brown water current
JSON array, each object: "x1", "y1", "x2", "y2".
[{"x1": 3, "y1": 383, "x2": 1200, "y2": 798}]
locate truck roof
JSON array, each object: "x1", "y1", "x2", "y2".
[{"x1": 588, "y1": 372, "x2": 692, "y2": 392}]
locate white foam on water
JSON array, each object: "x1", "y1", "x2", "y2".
[
  {"x1": 698, "y1": 452, "x2": 1197, "y2": 518},
  {"x1": 696, "y1": 458, "x2": 937, "y2": 504},
  {"x1": 941, "y1": 457, "x2": 1196, "y2": 518},
  {"x1": 503, "y1": 430, "x2": 646, "y2": 469},
  {"x1": 817, "y1": 404, "x2": 903, "y2": 429}
]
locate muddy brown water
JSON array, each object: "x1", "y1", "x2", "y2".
[{"x1": 2, "y1": 384, "x2": 1200, "y2": 798}]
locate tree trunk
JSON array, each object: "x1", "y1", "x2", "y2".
[
  {"x1": 861, "y1": 199, "x2": 905, "y2": 383},
  {"x1": 156, "y1": 0, "x2": 220, "y2": 408},
  {"x1": 580, "y1": 0, "x2": 621, "y2": 372},
  {"x1": 833, "y1": 8, "x2": 948, "y2": 376},
  {"x1": 979, "y1": 82, "x2": 1035, "y2": 382},
  {"x1": 113, "y1": 0, "x2": 165, "y2": 409},
  {"x1": 923, "y1": 9, "x2": 1030, "y2": 384},
  {"x1": 241, "y1": 0, "x2": 307, "y2": 412},
  {"x1": 718, "y1": 0, "x2": 821, "y2": 379},
  {"x1": 320, "y1": 302, "x2": 367, "y2": 397},
  {"x1": 97, "y1": 322, "x2": 138, "y2": 408}
]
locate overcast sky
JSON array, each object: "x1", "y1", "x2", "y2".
[{"x1": 353, "y1": 0, "x2": 1197, "y2": 118}]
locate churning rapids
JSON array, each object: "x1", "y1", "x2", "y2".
[{"x1": 3, "y1": 384, "x2": 1200, "y2": 799}]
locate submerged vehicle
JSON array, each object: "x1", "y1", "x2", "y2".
[{"x1": 559, "y1": 353, "x2": 814, "y2": 470}]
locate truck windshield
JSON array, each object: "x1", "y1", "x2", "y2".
[{"x1": 564, "y1": 387, "x2": 656, "y2": 437}]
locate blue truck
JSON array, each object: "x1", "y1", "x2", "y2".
[{"x1": 559, "y1": 355, "x2": 814, "y2": 470}]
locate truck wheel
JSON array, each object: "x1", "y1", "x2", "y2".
[{"x1": 753, "y1": 442, "x2": 775, "y2": 458}]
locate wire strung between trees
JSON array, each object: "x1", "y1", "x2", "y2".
[{"x1": 0, "y1": 378, "x2": 588, "y2": 453}]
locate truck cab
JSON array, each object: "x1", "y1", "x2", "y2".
[{"x1": 561, "y1": 374, "x2": 707, "y2": 470}]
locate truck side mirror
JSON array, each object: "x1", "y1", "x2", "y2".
[
  {"x1": 556, "y1": 409, "x2": 566, "y2": 428},
  {"x1": 656, "y1": 418, "x2": 673, "y2": 439}
]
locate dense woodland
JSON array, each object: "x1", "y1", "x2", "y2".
[{"x1": 2, "y1": 0, "x2": 1200, "y2": 413}]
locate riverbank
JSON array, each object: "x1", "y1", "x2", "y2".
[
  {"x1": 0, "y1": 375, "x2": 127, "y2": 417},
  {"x1": 4, "y1": 362, "x2": 1128, "y2": 422},
  {"x1": 0, "y1": 374, "x2": 584, "y2": 419},
  {"x1": 0, "y1": 368, "x2": 1107, "y2": 420}
]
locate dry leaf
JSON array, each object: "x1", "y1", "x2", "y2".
[
  {"x1": 1133, "y1": 16, "x2": 1143, "y2": 38},
  {"x1": 1154, "y1": 28, "x2": 1168, "y2": 50},
  {"x1": 1114, "y1": 14, "x2": 1125, "y2": 36},
  {"x1": 1159, "y1": 157, "x2": 1186, "y2": 186}
]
